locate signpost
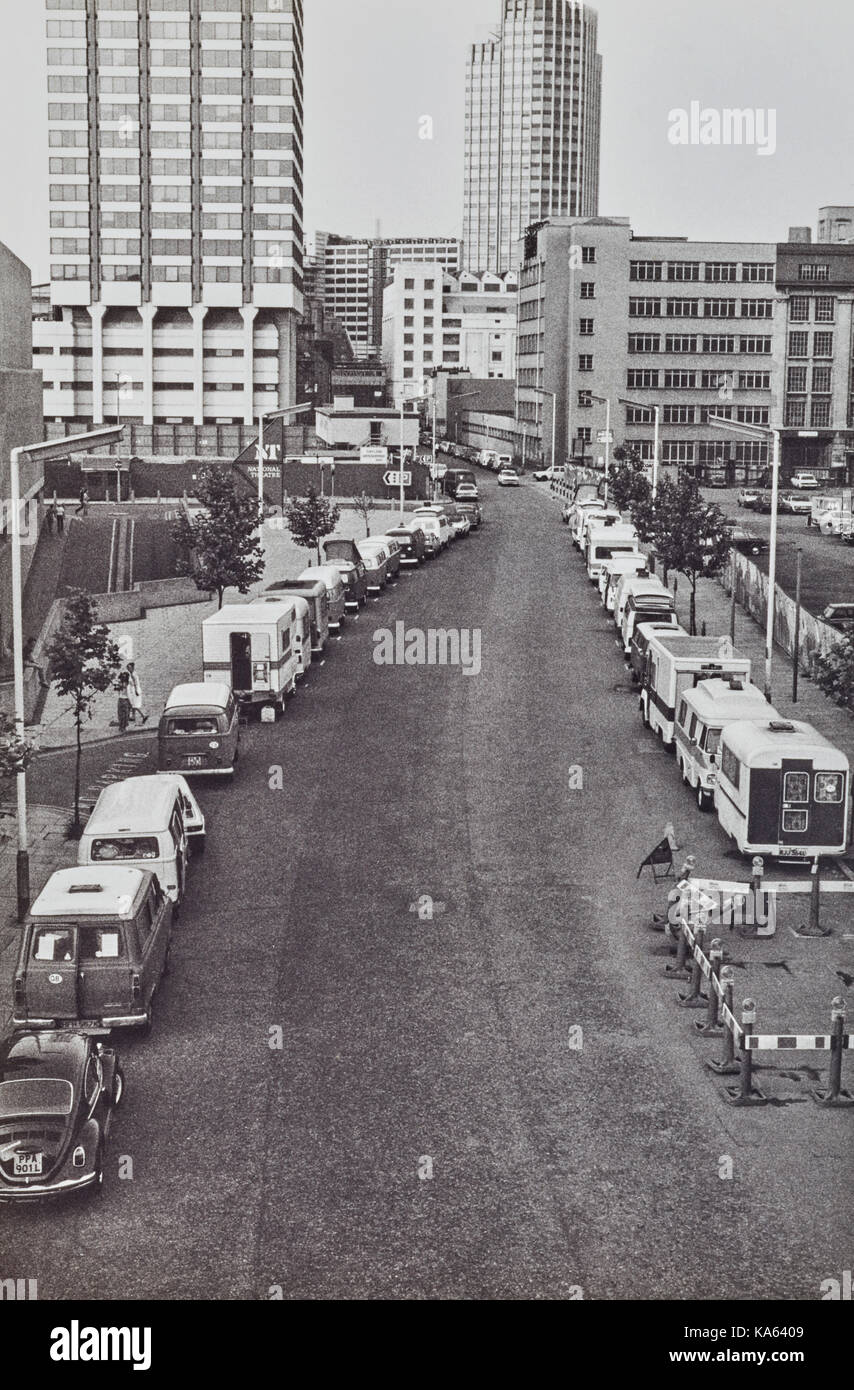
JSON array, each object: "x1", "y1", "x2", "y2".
[
  {"x1": 596, "y1": 430, "x2": 614, "y2": 445},
  {"x1": 383, "y1": 470, "x2": 412, "y2": 488},
  {"x1": 360, "y1": 445, "x2": 389, "y2": 466}
]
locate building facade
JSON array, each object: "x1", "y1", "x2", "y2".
[
  {"x1": 308, "y1": 233, "x2": 461, "y2": 361},
  {"x1": 817, "y1": 207, "x2": 854, "y2": 245},
  {"x1": 516, "y1": 216, "x2": 778, "y2": 481},
  {"x1": 463, "y1": 0, "x2": 601, "y2": 273},
  {"x1": 37, "y1": 0, "x2": 304, "y2": 456},
  {"x1": 382, "y1": 264, "x2": 517, "y2": 405},
  {"x1": 775, "y1": 241, "x2": 854, "y2": 483}
]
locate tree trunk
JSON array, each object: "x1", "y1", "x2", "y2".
[
  {"x1": 689, "y1": 579, "x2": 697, "y2": 636},
  {"x1": 217, "y1": 587, "x2": 224, "y2": 610},
  {"x1": 73, "y1": 708, "x2": 82, "y2": 832}
]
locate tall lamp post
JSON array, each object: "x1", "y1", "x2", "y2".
[
  {"x1": 618, "y1": 397, "x2": 661, "y2": 499},
  {"x1": 10, "y1": 425, "x2": 125, "y2": 919},
  {"x1": 708, "y1": 416, "x2": 781, "y2": 701},
  {"x1": 590, "y1": 393, "x2": 611, "y2": 502}
]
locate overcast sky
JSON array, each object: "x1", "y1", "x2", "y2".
[{"x1": 0, "y1": 0, "x2": 851, "y2": 282}]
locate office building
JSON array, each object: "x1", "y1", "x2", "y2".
[
  {"x1": 514, "y1": 216, "x2": 777, "y2": 479},
  {"x1": 817, "y1": 207, "x2": 854, "y2": 245},
  {"x1": 463, "y1": 0, "x2": 602, "y2": 273},
  {"x1": 309, "y1": 232, "x2": 461, "y2": 360},
  {"x1": 38, "y1": 0, "x2": 304, "y2": 457},
  {"x1": 382, "y1": 264, "x2": 517, "y2": 405}
]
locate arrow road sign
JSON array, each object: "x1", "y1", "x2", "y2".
[{"x1": 383, "y1": 471, "x2": 412, "y2": 487}]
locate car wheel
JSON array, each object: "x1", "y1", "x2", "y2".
[
  {"x1": 113, "y1": 1065, "x2": 125, "y2": 1108},
  {"x1": 86, "y1": 1142, "x2": 106, "y2": 1200},
  {"x1": 640, "y1": 698, "x2": 650, "y2": 729},
  {"x1": 697, "y1": 784, "x2": 712, "y2": 812}
]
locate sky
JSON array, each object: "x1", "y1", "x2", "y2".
[{"x1": 0, "y1": 0, "x2": 852, "y2": 283}]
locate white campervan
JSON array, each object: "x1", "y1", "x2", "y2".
[
  {"x1": 600, "y1": 554, "x2": 649, "y2": 610},
  {"x1": 202, "y1": 600, "x2": 302, "y2": 717},
  {"x1": 585, "y1": 523, "x2": 641, "y2": 584},
  {"x1": 639, "y1": 633, "x2": 752, "y2": 749},
  {"x1": 674, "y1": 677, "x2": 777, "y2": 810},
  {"x1": 571, "y1": 503, "x2": 621, "y2": 550}
]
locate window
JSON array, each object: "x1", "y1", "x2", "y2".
[
  {"x1": 737, "y1": 407, "x2": 769, "y2": 425},
  {"x1": 739, "y1": 371, "x2": 770, "y2": 389},
  {"x1": 705, "y1": 263, "x2": 737, "y2": 282},
  {"x1": 580, "y1": 282, "x2": 595, "y2": 299},
  {"x1": 785, "y1": 398, "x2": 806, "y2": 427},
  {"x1": 787, "y1": 366, "x2": 807, "y2": 392},
  {"x1": 740, "y1": 336, "x2": 771, "y2": 354},
  {"x1": 703, "y1": 335, "x2": 736, "y2": 353},
  {"x1": 735, "y1": 441, "x2": 768, "y2": 465},
  {"x1": 666, "y1": 299, "x2": 700, "y2": 317},
  {"x1": 661, "y1": 442, "x2": 694, "y2": 464},
  {"x1": 404, "y1": 278, "x2": 414, "y2": 289},
  {"x1": 704, "y1": 299, "x2": 736, "y2": 318},
  {"x1": 788, "y1": 332, "x2": 809, "y2": 358},
  {"x1": 663, "y1": 405, "x2": 695, "y2": 424},
  {"x1": 628, "y1": 334, "x2": 660, "y2": 354},
  {"x1": 668, "y1": 262, "x2": 701, "y2": 281},
  {"x1": 812, "y1": 365, "x2": 832, "y2": 393},
  {"x1": 629, "y1": 298, "x2": 660, "y2": 317},
  {"x1": 579, "y1": 318, "x2": 594, "y2": 335},
  {"x1": 576, "y1": 428, "x2": 592, "y2": 445},
  {"x1": 630, "y1": 261, "x2": 662, "y2": 281},
  {"x1": 578, "y1": 354, "x2": 593, "y2": 371},
  {"x1": 798, "y1": 263, "x2": 829, "y2": 281},
  {"x1": 626, "y1": 370, "x2": 659, "y2": 389},
  {"x1": 813, "y1": 332, "x2": 833, "y2": 358},
  {"x1": 742, "y1": 264, "x2": 773, "y2": 282},
  {"x1": 815, "y1": 773, "x2": 843, "y2": 804},
  {"x1": 665, "y1": 335, "x2": 697, "y2": 353},
  {"x1": 577, "y1": 390, "x2": 592, "y2": 408},
  {"x1": 789, "y1": 297, "x2": 809, "y2": 322},
  {"x1": 815, "y1": 297, "x2": 835, "y2": 323},
  {"x1": 663, "y1": 370, "x2": 695, "y2": 389},
  {"x1": 721, "y1": 743, "x2": 741, "y2": 789},
  {"x1": 783, "y1": 771, "x2": 809, "y2": 804},
  {"x1": 581, "y1": 246, "x2": 595, "y2": 263},
  {"x1": 811, "y1": 399, "x2": 831, "y2": 427},
  {"x1": 740, "y1": 299, "x2": 773, "y2": 318}
]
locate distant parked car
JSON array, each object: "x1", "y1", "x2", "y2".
[
  {"x1": 0, "y1": 1030, "x2": 124, "y2": 1202},
  {"x1": 821, "y1": 603, "x2": 854, "y2": 634},
  {"x1": 456, "y1": 499, "x2": 482, "y2": 529},
  {"x1": 737, "y1": 487, "x2": 760, "y2": 508},
  {"x1": 497, "y1": 467, "x2": 521, "y2": 487},
  {"x1": 533, "y1": 464, "x2": 563, "y2": 482},
  {"x1": 778, "y1": 492, "x2": 813, "y2": 515},
  {"x1": 728, "y1": 525, "x2": 768, "y2": 556},
  {"x1": 790, "y1": 471, "x2": 820, "y2": 489},
  {"x1": 751, "y1": 491, "x2": 774, "y2": 514}
]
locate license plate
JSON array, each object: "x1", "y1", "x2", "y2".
[
  {"x1": 13, "y1": 1153, "x2": 42, "y2": 1176},
  {"x1": 779, "y1": 847, "x2": 807, "y2": 858},
  {"x1": 185, "y1": 755, "x2": 203, "y2": 768}
]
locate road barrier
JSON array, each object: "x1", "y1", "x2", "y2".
[{"x1": 663, "y1": 884, "x2": 853, "y2": 1107}]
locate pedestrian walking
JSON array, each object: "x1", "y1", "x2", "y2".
[
  {"x1": 75, "y1": 487, "x2": 89, "y2": 516},
  {"x1": 55, "y1": 502, "x2": 65, "y2": 534},
  {"x1": 45, "y1": 502, "x2": 55, "y2": 535},
  {"x1": 116, "y1": 670, "x2": 131, "y2": 733},
  {"x1": 125, "y1": 661, "x2": 147, "y2": 725}
]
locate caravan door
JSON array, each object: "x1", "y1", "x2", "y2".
[{"x1": 230, "y1": 632, "x2": 252, "y2": 693}]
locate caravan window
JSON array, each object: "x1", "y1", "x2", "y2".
[
  {"x1": 704, "y1": 727, "x2": 722, "y2": 754},
  {"x1": 721, "y1": 743, "x2": 741, "y2": 789},
  {"x1": 677, "y1": 699, "x2": 688, "y2": 729},
  {"x1": 783, "y1": 772, "x2": 809, "y2": 804},
  {"x1": 815, "y1": 772, "x2": 843, "y2": 803},
  {"x1": 782, "y1": 809, "x2": 808, "y2": 833}
]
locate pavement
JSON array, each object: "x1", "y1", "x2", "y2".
[{"x1": 0, "y1": 466, "x2": 849, "y2": 1301}]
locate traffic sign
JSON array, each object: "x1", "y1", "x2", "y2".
[
  {"x1": 361, "y1": 445, "x2": 389, "y2": 465},
  {"x1": 597, "y1": 430, "x2": 614, "y2": 444},
  {"x1": 383, "y1": 471, "x2": 412, "y2": 487}
]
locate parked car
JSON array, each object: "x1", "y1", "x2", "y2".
[
  {"x1": 727, "y1": 524, "x2": 768, "y2": 555},
  {"x1": 751, "y1": 491, "x2": 773, "y2": 514},
  {"x1": 821, "y1": 603, "x2": 854, "y2": 634},
  {"x1": 322, "y1": 540, "x2": 368, "y2": 610},
  {"x1": 13, "y1": 866, "x2": 173, "y2": 1034},
  {"x1": 456, "y1": 499, "x2": 482, "y2": 530},
  {"x1": 790, "y1": 471, "x2": 820, "y2": 489},
  {"x1": 497, "y1": 467, "x2": 521, "y2": 487},
  {"x1": 0, "y1": 1030, "x2": 124, "y2": 1202},
  {"x1": 449, "y1": 511, "x2": 471, "y2": 538},
  {"x1": 77, "y1": 773, "x2": 197, "y2": 907},
  {"x1": 737, "y1": 487, "x2": 760, "y2": 508},
  {"x1": 385, "y1": 524, "x2": 425, "y2": 565},
  {"x1": 372, "y1": 534, "x2": 402, "y2": 579},
  {"x1": 533, "y1": 464, "x2": 563, "y2": 482},
  {"x1": 157, "y1": 682, "x2": 240, "y2": 780},
  {"x1": 411, "y1": 511, "x2": 449, "y2": 553},
  {"x1": 778, "y1": 492, "x2": 813, "y2": 515},
  {"x1": 355, "y1": 539, "x2": 389, "y2": 592}
]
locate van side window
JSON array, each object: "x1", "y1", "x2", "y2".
[
  {"x1": 225, "y1": 694, "x2": 236, "y2": 724},
  {"x1": 677, "y1": 700, "x2": 687, "y2": 729},
  {"x1": 137, "y1": 898, "x2": 155, "y2": 944},
  {"x1": 32, "y1": 927, "x2": 74, "y2": 962},
  {"x1": 170, "y1": 809, "x2": 184, "y2": 851},
  {"x1": 688, "y1": 715, "x2": 697, "y2": 740},
  {"x1": 721, "y1": 743, "x2": 741, "y2": 789},
  {"x1": 79, "y1": 927, "x2": 123, "y2": 960}
]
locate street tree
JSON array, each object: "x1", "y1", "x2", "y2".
[
  {"x1": 173, "y1": 466, "x2": 264, "y2": 609},
  {"x1": 46, "y1": 591, "x2": 121, "y2": 833},
  {"x1": 283, "y1": 485, "x2": 341, "y2": 564},
  {"x1": 814, "y1": 637, "x2": 854, "y2": 713},
  {"x1": 653, "y1": 476, "x2": 732, "y2": 634},
  {"x1": 353, "y1": 491, "x2": 375, "y2": 538},
  {"x1": 0, "y1": 712, "x2": 35, "y2": 780}
]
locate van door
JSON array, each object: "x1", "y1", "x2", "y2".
[
  {"x1": 78, "y1": 921, "x2": 132, "y2": 1022},
  {"x1": 230, "y1": 632, "x2": 252, "y2": 691},
  {"x1": 26, "y1": 924, "x2": 80, "y2": 1021},
  {"x1": 778, "y1": 759, "x2": 813, "y2": 848}
]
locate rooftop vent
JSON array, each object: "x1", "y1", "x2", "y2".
[{"x1": 69, "y1": 884, "x2": 103, "y2": 894}]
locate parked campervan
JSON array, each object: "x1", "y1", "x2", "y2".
[
  {"x1": 638, "y1": 633, "x2": 752, "y2": 748},
  {"x1": 356, "y1": 539, "x2": 390, "y2": 591},
  {"x1": 571, "y1": 503, "x2": 621, "y2": 549},
  {"x1": 261, "y1": 578, "x2": 330, "y2": 652},
  {"x1": 585, "y1": 523, "x2": 641, "y2": 583},
  {"x1": 674, "y1": 677, "x2": 777, "y2": 810},
  {"x1": 77, "y1": 774, "x2": 196, "y2": 908},
  {"x1": 157, "y1": 681, "x2": 240, "y2": 779},
  {"x1": 614, "y1": 573, "x2": 670, "y2": 630},
  {"x1": 600, "y1": 554, "x2": 649, "y2": 611},
  {"x1": 714, "y1": 719, "x2": 851, "y2": 859},
  {"x1": 297, "y1": 564, "x2": 346, "y2": 629},
  {"x1": 322, "y1": 539, "x2": 369, "y2": 610},
  {"x1": 202, "y1": 601, "x2": 301, "y2": 716},
  {"x1": 372, "y1": 534, "x2": 402, "y2": 579},
  {"x1": 629, "y1": 620, "x2": 688, "y2": 685}
]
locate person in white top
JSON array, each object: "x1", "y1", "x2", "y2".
[{"x1": 125, "y1": 662, "x2": 148, "y2": 725}]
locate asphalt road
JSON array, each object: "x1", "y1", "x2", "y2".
[{"x1": 3, "y1": 469, "x2": 849, "y2": 1300}]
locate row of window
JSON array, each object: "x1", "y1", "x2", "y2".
[
  {"x1": 607, "y1": 403, "x2": 770, "y2": 425},
  {"x1": 789, "y1": 332, "x2": 834, "y2": 358},
  {"x1": 53, "y1": 184, "x2": 299, "y2": 205},
  {"x1": 50, "y1": 210, "x2": 297, "y2": 231},
  {"x1": 789, "y1": 297, "x2": 835, "y2": 323},
  {"x1": 628, "y1": 298, "x2": 773, "y2": 318},
  {"x1": 786, "y1": 366, "x2": 833, "y2": 392},
  {"x1": 52, "y1": 157, "x2": 298, "y2": 176},
  {"x1": 622, "y1": 441, "x2": 769, "y2": 464},
  {"x1": 784, "y1": 399, "x2": 833, "y2": 427},
  {"x1": 50, "y1": 264, "x2": 300, "y2": 283},
  {"x1": 625, "y1": 369, "x2": 772, "y2": 388},
  {"x1": 627, "y1": 333, "x2": 773, "y2": 354},
  {"x1": 629, "y1": 262, "x2": 773, "y2": 283},
  {"x1": 49, "y1": 47, "x2": 295, "y2": 70}
]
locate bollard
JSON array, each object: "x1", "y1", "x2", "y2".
[
  {"x1": 664, "y1": 910, "x2": 691, "y2": 978},
  {"x1": 707, "y1": 967, "x2": 740, "y2": 1074},
  {"x1": 723, "y1": 998, "x2": 766, "y2": 1106},
  {"x1": 678, "y1": 921, "x2": 708, "y2": 1008},
  {"x1": 651, "y1": 863, "x2": 694, "y2": 932},
  {"x1": 812, "y1": 998, "x2": 854, "y2": 1108},
  {"x1": 696, "y1": 938, "x2": 724, "y2": 1035}
]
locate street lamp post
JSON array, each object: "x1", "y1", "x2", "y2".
[
  {"x1": 10, "y1": 425, "x2": 125, "y2": 920},
  {"x1": 618, "y1": 397, "x2": 661, "y2": 499},
  {"x1": 708, "y1": 415, "x2": 781, "y2": 701}
]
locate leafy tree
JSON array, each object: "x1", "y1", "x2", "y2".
[
  {"x1": 353, "y1": 490, "x2": 375, "y2": 538},
  {"x1": 46, "y1": 592, "x2": 121, "y2": 833},
  {"x1": 652, "y1": 476, "x2": 732, "y2": 635},
  {"x1": 814, "y1": 637, "x2": 854, "y2": 713},
  {"x1": 610, "y1": 446, "x2": 652, "y2": 524},
  {"x1": 173, "y1": 467, "x2": 264, "y2": 609},
  {"x1": 283, "y1": 485, "x2": 341, "y2": 564},
  {"x1": 0, "y1": 712, "x2": 35, "y2": 780}
]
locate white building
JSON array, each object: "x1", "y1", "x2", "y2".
[
  {"x1": 38, "y1": 0, "x2": 304, "y2": 457},
  {"x1": 463, "y1": 0, "x2": 602, "y2": 273},
  {"x1": 382, "y1": 264, "x2": 518, "y2": 405}
]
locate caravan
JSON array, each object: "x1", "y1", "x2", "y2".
[
  {"x1": 715, "y1": 719, "x2": 851, "y2": 859},
  {"x1": 639, "y1": 633, "x2": 751, "y2": 748},
  {"x1": 297, "y1": 564, "x2": 347, "y2": 629},
  {"x1": 674, "y1": 677, "x2": 777, "y2": 810},
  {"x1": 202, "y1": 601, "x2": 302, "y2": 717},
  {"x1": 585, "y1": 523, "x2": 641, "y2": 584},
  {"x1": 261, "y1": 578, "x2": 330, "y2": 652},
  {"x1": 600, "y1": 554, "x2": 649, "y2": 611},
  {"x1": 619, "y1": 579, "x2": 678, "y2": 657}
]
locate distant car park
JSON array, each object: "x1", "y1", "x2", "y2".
[
  {"x1": 778, "y1": 492, "x2": 813, "y2": 515},
  {"x1": 790, "y1": 471, "x2": 820, "y2": 489}
]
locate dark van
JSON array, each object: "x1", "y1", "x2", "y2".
[{"x1": 323, "y1": 538, "x2": 368, "y2": 610}]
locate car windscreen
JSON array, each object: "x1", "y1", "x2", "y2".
[
  {"x1": 164, "y1": 716, "x2": 222, "y2": 735},
  {"x1": 91, "y1": 837, "x2": 159, "y2": 861},
  {"x1": 0, "y1": 1079, "x2": 74, "y2": 1119}
]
